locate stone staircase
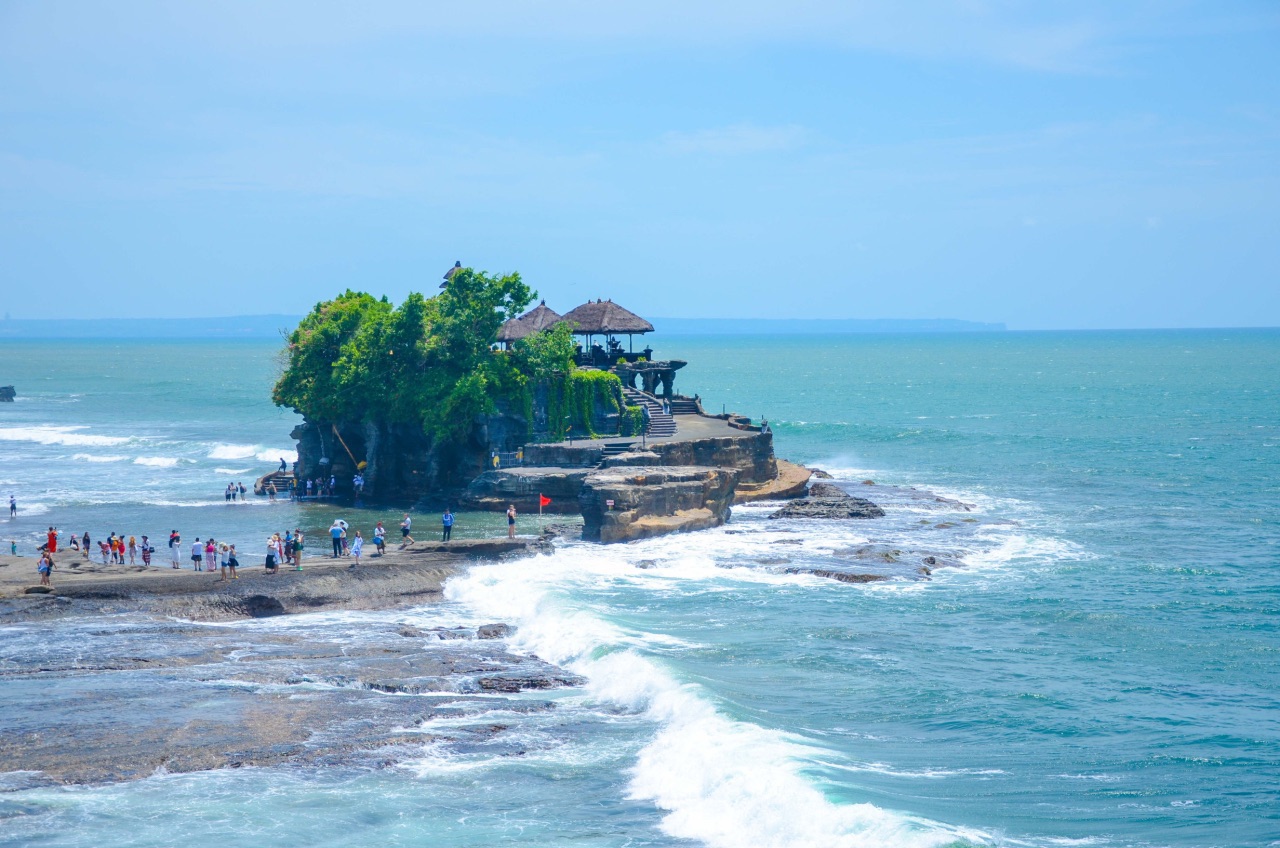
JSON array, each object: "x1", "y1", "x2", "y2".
[
  {"x1": 622, "y1": 388, "x2": 677, "y2": 438},
  {"x1": 667, "y1": 397, "x2": 700, "y2": 415}
]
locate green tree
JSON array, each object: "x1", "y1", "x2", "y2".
[
  {"x1": 512, "y1": 321, "x2": 574, "y2": 379},
  {"x1": 273, "y1": 269, "x2": 537, "y2": 445}
]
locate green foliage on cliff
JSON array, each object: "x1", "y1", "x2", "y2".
[
  {"x1": 620, "y1": 404, "x2": 645, "y2": 437},
  {"x1": 273, "y1": 270, "x2": 630, "y2": 450},
  {"x1": 512, "y1": 321, "x2": 574, "y2": 378},
  {"x1": 543, "y1": 369, "x2": 624, "y2": 441},
  {"x1": 272, "y1": 269, "x2": 533, "y2": 441}
]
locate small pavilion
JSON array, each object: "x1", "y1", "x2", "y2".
[
  {"x1": 496, "y1": 300, "x2": 565, "y2": 349},
  {"x1": 561, "y1": 299, "x2": 655, "y2": 366}
]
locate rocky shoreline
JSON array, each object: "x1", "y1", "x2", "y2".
[{"x1": 0, "y1": 537, "x2": 549, "y2": 624}]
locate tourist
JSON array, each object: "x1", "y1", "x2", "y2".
[
  {"x1": 37, "y1": 552, "x2": 54, "y2": 586},
  {"x1": 279, "y1": 457, "x2": 287, "y2": 473},
  {"x1": 267, "y1": 482, "x2": 277, "y2": 502},
  {"x1": 399, "y1": 514, "x2": 414, "y2": 549},
  {"x1": 329, "y1": 474, "x2": 336, "y2": 494},
  {"x1": 329, "y1": 520, "x2": 344, "y2": 557},
  {"x1": 225, "y1": 483, "x2": 233, "y2": 503},
  {"x1": 283, "y1": 530, "x2": 294, "y2": 565},
  {"x1": 204, "y1": 538, "x2": 217, "y2": 572},
  {"x1": 168, "y1": 530, "x2": 180, "y2": 568},
  {"x1": 442, "y1": 508, "x2": 454, "y2": 542},
  {"x1": 238, "y1": 482, "x2": 247, "y2": 500},
  {"x1": 140, "y1": 535, "x2": 153, "y2": 567},
  {"x1": 274, "y1": 533, "x2": 286, "y2": 567},
  {"x1": 349, "y1": 530, "x2": 363, "y2": 567},
  {"x1": 98, "y1": 539, "x2": 110, "y2": 563},
  {"x1": 128, "y1": 535, "x2": 137, "y2": 565},
  {"x1": 8, "y1": 494, "x2": 14, "y2": 517},
  {"x1": 293, "y1": 529, "x2": 304, "y2": 568},
  {"x1": 265, "y1": 536, "x2": 278, "y2": 574},
  {"x1": 340, "y1": 524, "x2": 349, "y2": 556},
  {"x1": 82, "y1": 531, "x2": 91, "y2": 560},
  {"x1": 305, "y1": 479, "x2": 313, "y2": 498},
  {"x1": 109, "y1": 533, "x2": 119, "y2": 564},
  {"x1": 191, "y1": 537, "x2": 204, "y2": 571},
  {"x1": 69, "y1": 533, "x2": 80, "y2": 553},
  {"x1": 373, "y1": 522, "x2": 386, "y2": 556},
  {"x1": 227, "y1": 544, "x2": 240, "y2": 579},
  {"x1": 46, "y1": 527, "x2": 57, "y2": 554},
  {"x1": 506, "y1": 504, "x2": 517, "y2": 539},
  {"x1": 217, "y1": 543, "x2": 230, "y2": 581}
]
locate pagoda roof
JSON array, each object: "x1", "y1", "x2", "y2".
[
  {"x1": 496, "y1": 300, "x2": 565, "y2": 342},
  {"x1": 561, "y1": 299, "x2": 654, "y2": 335}
]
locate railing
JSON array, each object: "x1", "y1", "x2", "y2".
[{"x1": 488, "y1": 450, "x2": 525, "y2": 469}]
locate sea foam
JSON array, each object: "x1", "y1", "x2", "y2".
[
  {"x1": 446, "y1": 545, "x2": 989, "y2": 848},
  {"x1": 134, "y1": 457, "x2": 180, "y2": 468},
  {"x1": 0, "y1": 425, "x2": 130, "y2": 447}
]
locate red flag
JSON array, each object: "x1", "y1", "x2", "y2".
[{"x1": 539, "y1": 494, "x2": 552, "y2": 507}]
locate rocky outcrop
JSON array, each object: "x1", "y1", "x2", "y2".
[
  {"x1": 461, "y1": 468, "x2": 592, "y2": 514},
  {"x1": 735, "y1": 458, "x2": 812, "y2": 503},
  {"x1": 0, "y1": 386, "x2": 14, "y2": 402},
  {"x1": 639, "y1": 432, "x2": 776, "y2": 484},
  {"x1": 769, "y1": 481, "x2": 885, "y2": 520},
  {"x1": 579, "y1": 465, "x2": 738, "y2": 543}
]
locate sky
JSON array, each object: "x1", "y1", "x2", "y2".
[{"x1": 0, "y1": 1, "x2": 1277, "y2": 330}]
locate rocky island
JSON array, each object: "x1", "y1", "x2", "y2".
[{"x1": 274, "y1": 266, "x2": 861, "y2": 543}]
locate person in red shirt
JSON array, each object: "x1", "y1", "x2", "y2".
[{"x1": 46, "y1": 527, "x2": 57, "y2": 553}]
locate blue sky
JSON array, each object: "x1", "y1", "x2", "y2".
[{"x1": 1, "y1": 2, "x2": 1277, "y2": 329}]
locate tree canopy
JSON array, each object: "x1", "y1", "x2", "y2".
[{"x1": 273, "y1": 269, "x2": 538, "y2": 440}]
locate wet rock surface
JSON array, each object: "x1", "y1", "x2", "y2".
[
  {"x1": 0, "y1": 617, "x2": 580, "y2": 786},
  {"x1": 768, "y1": 480, "x2": 886, "y2": 520}
]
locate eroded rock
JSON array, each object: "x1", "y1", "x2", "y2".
[{"x1": 579, "y1": 465, "x2": 738, "y2": 543}]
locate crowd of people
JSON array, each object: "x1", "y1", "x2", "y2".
[{"x1": 19, "y1": 505, "x2": 516, "y2": 587}]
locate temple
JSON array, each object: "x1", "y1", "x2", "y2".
[{"x1": 497, "y1": 297, "x2": 687, "y2": 400}]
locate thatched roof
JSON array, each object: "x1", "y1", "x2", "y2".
[
  {"x1": 496, "y1": 301, "x2": 565, "y2": 343},
  {"x1": 561, "y1": 299, "x2": 654, "y2": 335},
  {"x1": 439, "y1": 261, "x2": 463, "y2": 289}
]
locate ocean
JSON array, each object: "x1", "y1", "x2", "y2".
[{"x1": 1, "y1": 330, "x2": 1277, "y2": 847}]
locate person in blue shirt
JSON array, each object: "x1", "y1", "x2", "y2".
[
  {"x1": 329, "y1": 520, "x2": 344, "y2": 558},
  {"x1": 442, "y1": 509, "x2": 454, "y2": 542}
]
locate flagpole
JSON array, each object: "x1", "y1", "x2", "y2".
[{"x1": 539, "y1": 493, "x2": 543, "y2": 518}]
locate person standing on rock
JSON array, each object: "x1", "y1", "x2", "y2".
[
  {"x1": 442, "y1": 508, "x2": 454, "y2": 542},
  {"x1": 217, "y1": 543, "x2": 230, "y2": 581},
  {"x1": 82, "y1": 531, "x2": 91, "y2": 560},
  {"x1": 191, "y1": 537, "x2": 204, "y2": 571},
  {"x1": 348, "y1": 530, "x2": 363, "y2": 568},
  {"x1": 46, "y1": 527, "x2": 57, "y2": 554},
  {"x1": 8, "y1": 495, "x2": 15, "y2": 517},
  {"x1": 140, "y1": 535, "x2": 152, "y2": 567},
  {"x1": 293, "y1": 529, "x2": 304, "y2": 568},
  {"x1": 373, "y1": 522, "x2": 386, "y2": 556},
  {"x1": 168, "y1": 530, "x2": 180, "y2": 568},
  {"x1": 227, "y1": 544, "x2": 240, "y2": 579},
  {"x1": 37, "y1": 551, "x2": 54, "y2": 586},
  {"x1": 506, "y1": 505, "x2": 517, "y2": 539},
  {"x1": 330, "y1": 520, "x2": 344, "y2": 558},
  {"x1": 399, "y1": 514, "x2": 414, "y2": 549}
]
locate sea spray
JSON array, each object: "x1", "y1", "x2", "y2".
[{"x1": 445, "y1": 543, "x2": 989, "y2": 848}]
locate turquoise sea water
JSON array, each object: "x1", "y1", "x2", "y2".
[{"x1": 1, "y1": 330, "x2": 1278, "y2": 847}]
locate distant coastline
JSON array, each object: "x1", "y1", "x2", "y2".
[{"x1": 0, "y1": 314, "x2": 1005, "y2": 338}]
